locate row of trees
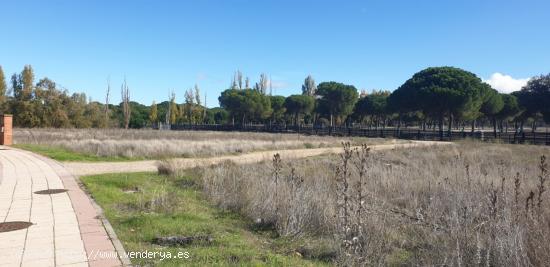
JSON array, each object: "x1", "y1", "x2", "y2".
[
  {"x1": 218, "y1": 67, "x2": 550, "y2": 138},
  {"x1": 0, "y1": 65, "x2": 149, "y2": 128},
  {"x1": 1, "y1": 65, "x2": 109, "y2": 128},
  {"x1": 0, "y1": 65, "x2": 222, "y2": 128},
  {"x1": 1, "y1": 65, "x2": 548, "y2": 134},
  {"x1": 218, "y1": 79, "x2": 360, "y2": 127}
]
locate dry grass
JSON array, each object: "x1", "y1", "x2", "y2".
[
  {"x1": 164, "y1": 142, "x2": 550, "y2": 265},
  {"x1": 13, "y1": 128, "x2": 390, "y2": 159}
]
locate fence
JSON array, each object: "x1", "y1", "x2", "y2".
[{"x1": 170, "y1": 124, "x2": 550, "y2": 146}]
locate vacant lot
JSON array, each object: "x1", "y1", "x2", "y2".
[
  {"x1": 81, "y1": 172, "x2": 327, "y2": 266},
  {"x1": 161, "y1": 141, "x2": 550, "y2": 266},
  {"x1": 13, "y1": 128, "x2": 395, "y2": 160}
]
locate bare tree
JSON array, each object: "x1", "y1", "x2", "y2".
[
  {"x1": 230, "y1": 70, "x2": 244, "y2": 90},
  {"x1": 121, "y1": 78, "x2": 131, "y2": 129},
  {"x1": 104, "y1": 77, "x2": 111, "y2": 127},
  {"x1": 194, "y1": 84, "x2": 201, "y2": 105},
  {"x1": 195, "y1": 84, "x2": 203, "y2": 122},
  {"x1": 167, "y1": 91, "x2": 177, "y2": 125},
  {"x1": 184, "y1": 88, "x2": 195, "y2": 123},
  {"x1": 269, "y1": 75, "x2": 273, "y2": 95},
  {"x1": 254, "y1": 73, "x2": 269, "y2": 95},
  {"x1": 302, "y1": 75, "x2": 317, "y2": 96},
  {"x1": 204, "y1": 92, "x2": 207, "y2": 122},
  {"x1": 245, "y1": 77, "x2": 250, "y2": 89},
  {"x1": 237, "y1": 70, "x2": 243, "y2": 89}
]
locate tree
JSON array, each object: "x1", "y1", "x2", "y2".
[
  {"x1": 235, "y1": 71, "x2": 243, "y2": 89},
  {"x1": 316, "y1": 81, "x2": 359, "y2": 126},
  {"x1": 204, "y1": 107, "x2": 229, "y2": 124},
  {"x1": 517, "y1": 74, "x2": 550, "y2": 125},
  {"x1": 121, "y1": 78, "x2": 131, "y2": 129},
  {"x1": 301, "y1": 75, "x2": 317, "y2": 96},
  {"x1": 21, "y1": 65, "x2": 34, "y2": 101},
  {"x1": 68, "y1": 93, "x2": 90, "y2": 128},
  {"x1": 245, "y1": 77, "x2": 250, "y2": 89},
  {"x1": 254, "y1": 73, "x2": 269, "y2": 95},
  {"x1": 0, "y1": 66, "x2": 6, "y2": 111},
  {"x1": 219, "y1": 89, "x2": 272, "y2": 124},
  {"x1": 396, "y1": 67, "x2": 485, "y2": 139},
  {"x1": 353, "y1": 91, "x2": 390, "y2": 128},
  {"x1": 495, "y1": 94, "x2": 520, "y2": 133},
  {"x1": 479, "y1": 84, "x2": 504, "y2": 137},
  {"x1": 149, "y1": 101, "x2": 158, "y2": 126},
  {"x1": 388, "y1": 82, "x2": 424, "y2": 129},
  {"x1": 12, "y1": 65, "x2": 39, "y2": 127},
  {"x1": 85, "y1": 101, "x2": 105, "y2": 128},
  {"x1": 269, "y1": 95, "x2": 286, "y2": 124},
  {"x1": 11, "y1": 73, "x2": 21, "y2": 100},
  {"x1": 194, "y1": 84, "x2": 205, "y2": 122},
  {"x1": 284, "y1": 95, "x2": 314, "y2": 125},
  {"x1": 127, "y1": 101, "x2": 150, "y2": 128},
  {"x1": 184, "y1": 88, "x2": 195, "y2": 123},
  {"x1": 104, "y1": 78, "x2": 111, "y2": 128},
  {"x1": 35, "y1": 78, "x2": 70, "y2": 127},
  {"x1": 194, "y1": 84, "x2": 201, "y2": 105},
  {"x1": 168, "y1": 91, "x2": 178, "y2": 124}
]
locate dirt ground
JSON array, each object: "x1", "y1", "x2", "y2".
[{"x1": 62, "y1": 140, "x2": 451, "y2": 176}]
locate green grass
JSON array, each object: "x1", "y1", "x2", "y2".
[
  {"x1": 81, "y1": 172, "x2": 329, "y2": 266},
  {"x1": 13, "y1": 144, "x2": 140, "y2": 162}
]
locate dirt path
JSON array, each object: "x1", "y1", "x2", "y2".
[{"x1": 63, "y1": 140, "x2": 451, "y2": 176}]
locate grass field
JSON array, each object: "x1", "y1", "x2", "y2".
[
  {"x1": 24, "y1": 128, "x2": 548, "y2": 265},
  {"x1": 14, "y1": 128, "x2": 394, "y2": 161},
  {"x1": 162, "y1": 141, "x2": 550, "y2": 266},
  {"x1": 12, "y1": 144, "x2": 141, "y2": 162},
  {"x1": 81, "y1": 172, "x2": 329, "y2": 266}
]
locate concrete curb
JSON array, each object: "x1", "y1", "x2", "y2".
[{"x1": 84, "y1": 184, "x2": 133, "y2": 267}]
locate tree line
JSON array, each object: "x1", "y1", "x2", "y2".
[
  {"x1": 0, "y1": 65, "x2": 212, "y2": 128},
  {"x1": 218, "y1": 67, "x2": 550, "y2": 139},
  {"x1": 1, "y1": 65, "x2": 549, "y2": 136}
]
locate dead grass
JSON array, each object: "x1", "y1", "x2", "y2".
[
  {"x1": 13, "y1": 128, "x2": 392, "y2": 159},
  {"x1": 164, "y1": 141, "x2": 550, "y2": 265}
]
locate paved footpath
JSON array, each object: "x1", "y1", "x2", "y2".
[{"x1": 0, "y1": 146, "x2": 122, "y2": 267}]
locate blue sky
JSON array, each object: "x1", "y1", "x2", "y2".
[{"x1": 1, "y1": 0, "x2": 549, "y2": 107}]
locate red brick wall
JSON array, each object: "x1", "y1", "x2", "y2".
[{"x1": 1, "y1": 115, "x2": 13, "y2": 146}]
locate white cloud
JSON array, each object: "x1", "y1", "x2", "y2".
[{"x1": 483, "y1": 73, "x2": 530, "y2": 93}]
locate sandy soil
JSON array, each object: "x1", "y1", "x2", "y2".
[{"x1": 63, "y1": 140, "x2": 452, "y2": 176}]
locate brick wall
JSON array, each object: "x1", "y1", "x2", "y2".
[{"x1": 1, "y1": 115, "x2": 13, "y2": 146}]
